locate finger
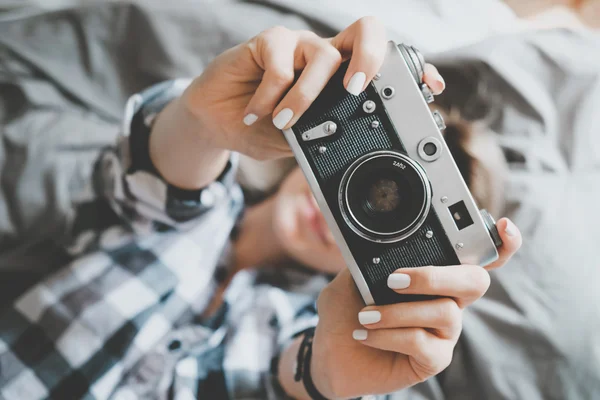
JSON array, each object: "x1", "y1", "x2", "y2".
[
  {"x1": 357, "y1": 298, "x2": 463, "y2": 340},
  {"x1": 352, "y1": 327, "x2": 454, "y2": 379},
  {"x1": 271, "y1": 38, "x2": 342, "y2": 129},
  {"x1": 243, "y1": 27, "x2": 297, "y2": 125},
  {"x1": 387, "y1": 265, "x2": 491, "y2": 308},
  {"x1": 485, "y1": 217, "x2": 522, "y2": 271},
  {"x1": 423, "y1": 64, "x2": 446, "y2": 95},
  {"x1": 330, "y1": 16, "x2": 387, "y2": 96}
]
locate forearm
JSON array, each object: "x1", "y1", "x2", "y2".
[{"x1": 149, "y1": 96, "x2": 229, "y2": 190}]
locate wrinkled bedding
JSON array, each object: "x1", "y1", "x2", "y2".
[{"x1": 0, "y1": 0, "x2": 598, "y2": 399}]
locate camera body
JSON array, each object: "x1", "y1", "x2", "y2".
[{"x1": 283, "y1": 41, "x2": 501, "y2": 305}]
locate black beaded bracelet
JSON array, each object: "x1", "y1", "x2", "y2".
[
  {"x1": 302, "y1": 335, "x2": 329, "y2": 400},
  {"x1": 293, "y1": 328, "x2": 329, "y2": 400},
  {"x1": 294, "y1": 329, "x2": 312, "y2": 382}
]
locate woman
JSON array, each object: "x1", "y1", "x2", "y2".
[
  {"x1": 0, "y1": 1, "x2": 597, "y2": 399},
  {"x1": 0, "y1": 15, "x2": 520, "y2": 400}
]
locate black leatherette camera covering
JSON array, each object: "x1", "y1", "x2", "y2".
[{"x1": 292, "y1": 63, "x2": 459, "y2": 305}]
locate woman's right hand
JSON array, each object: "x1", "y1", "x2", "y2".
[
  {"x1": 302, "y1": 219, "x2": 522, "y2": 399},
  {"x1": 179, "y1": 17, "x2": 445, "y2": 161}
]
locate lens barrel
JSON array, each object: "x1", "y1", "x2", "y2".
[{"x1": 339, "y1": 151, "x2": 431, "y2": 243}]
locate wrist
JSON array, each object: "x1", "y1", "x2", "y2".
[
  {"x1": 278, "y1": 333, "x2": 334, "y2": 400},
  {"x1": 309, "y1": 331, "x2": 335, "y2": 399},
  {"x1": 149, "y1": 97, "x2": 229, "y2": 190}
]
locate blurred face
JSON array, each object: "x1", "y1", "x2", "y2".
[{"x1": 272, "y1": 167, "x2": 346, "y2": 274}]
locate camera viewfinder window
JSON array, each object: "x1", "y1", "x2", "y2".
[{"x1": 448, "y1": 201, "x2": 474, "y2": 231}]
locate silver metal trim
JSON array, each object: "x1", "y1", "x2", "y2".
[
  {"x1": 282, "y1": 127, "x2": 376, "y2": 305},
  {"x1": 338, "y1": 151, "x2": 432, "y2": 244},
  {"x1": 421, "y1": 84, "x2": 435, "y2": 104},
  {"x1": 373, "y1": 41, "x2": 499, "y2": 267},
  {"x1": 417, "y1": 137, "x2": 443, "y2": 162},
  {"x1": 397, "y1": 44, "x2": 425, "y2": 85},
  {"x1": 381, "y1": 86, "x2": 395, "y2": 99},
  {"x1": 362, "y1": 100, "x2": 376, "y2": 113},
  {"x1": 301, "y1": 121, "x2": 337, "y2": 141},
  {"x1": 432, "y1": 110, "x2": 446, "y2": 131}
]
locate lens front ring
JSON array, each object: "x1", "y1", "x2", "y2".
[{"x1": 338, "y1": 151, "x2": 432, "y2": 243}]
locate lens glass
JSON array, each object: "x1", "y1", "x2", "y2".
[
  {"x1": 343, "y1": 153, "x2": 430, "y2": 239},
  {"x1": 366, "y1": 178, "x2": 401, "y2": 213}
]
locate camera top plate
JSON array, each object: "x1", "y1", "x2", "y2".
[{"x1": 374, "y1": 41, "x2": 499, "y2": 267}]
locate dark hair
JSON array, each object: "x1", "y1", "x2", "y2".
[{"x1": 431, "y1": 62, "x2": 504, "y2": 209}]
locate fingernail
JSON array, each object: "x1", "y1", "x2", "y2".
[
  {"x1": 352, "y1": 329, "x2": 368, "y2": 341},
  {"x1": 433, "y1": 74, "x2": 446, "y2": 94},
  {"x1": 347, "y1": 72, "x2": 366, "y2": 96},
  {"x1": 243, "y1": 113, "x2": 258, "y2": 126},
  {"x1": 358, "y1": 310, "x2": 381, "y2": 325},
  {"x1": 505, "y1": 219, "x2": 518, "y2": 237},
  {"x1": 273, "y1": 108, "x2": 294, "y2": 130},
  {"x1": 387, "y1": 273, "x2": 411, "y2": 290}
]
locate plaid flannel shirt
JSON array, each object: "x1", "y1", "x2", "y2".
[{"x1": 0, "y1": 80, "x2": 326, "y2": 400}]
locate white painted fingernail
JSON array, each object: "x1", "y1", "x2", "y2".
[
  {"x1": 353, "y1": 329, "x2": 368, "y2": 341},
  {"x1": 358, "y1": 311, "x2": 381, "y2": 325},
  {"x1": 273, "y1": 108, "x2": 294, "y2": 130},
  {"x1": 505, "y1": 219, "x2": 517, "y2": 237},
  {"x1": 387, "y1": 273, "x2": 411, "y2": 290},
  {"x1": 434, "y1": 74, "x2": 446, "y2": 92},
  {"x1": 243, "y1": 113, "x2": 258, "y2": 126},
  {"x1": 347, "y1": 72, "x2": 366, "y2": 96}
]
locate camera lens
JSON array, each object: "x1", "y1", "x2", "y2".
[
  {"x1": 340, "y1": 151, "x2": 432, "y2": 243},
  {"x1": 366, "y1": 178, "x2": 401, "y2": 213}
]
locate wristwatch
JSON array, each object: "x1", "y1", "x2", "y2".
[{"x1": 124, "y1": 79, "x2": 234, "y2": 222}]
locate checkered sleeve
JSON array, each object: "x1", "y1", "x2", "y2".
[
  {"x1": 99, "y1": 79, "x2": 238, "y2": 234},
  {"x1": 0, "y1": 80, "x2": 245, "y2": 399}
]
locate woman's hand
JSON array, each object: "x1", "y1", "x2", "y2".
[
  {"x1": 152, "y1": 17, "x2": 446, "y2": 187},
  {"x1": 186, "y1": 16, "x2": 445, "y2": 159},
  {"x1": 279, "y1": 219, "x2": 522, "y2": 399},
  {"x1": 183, "y1": 17, "x2": 396, "y2": 161}
]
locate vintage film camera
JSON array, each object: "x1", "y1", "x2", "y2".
[{"x1": 283, "y1": 42, "x2": 502, "y2": 305}]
